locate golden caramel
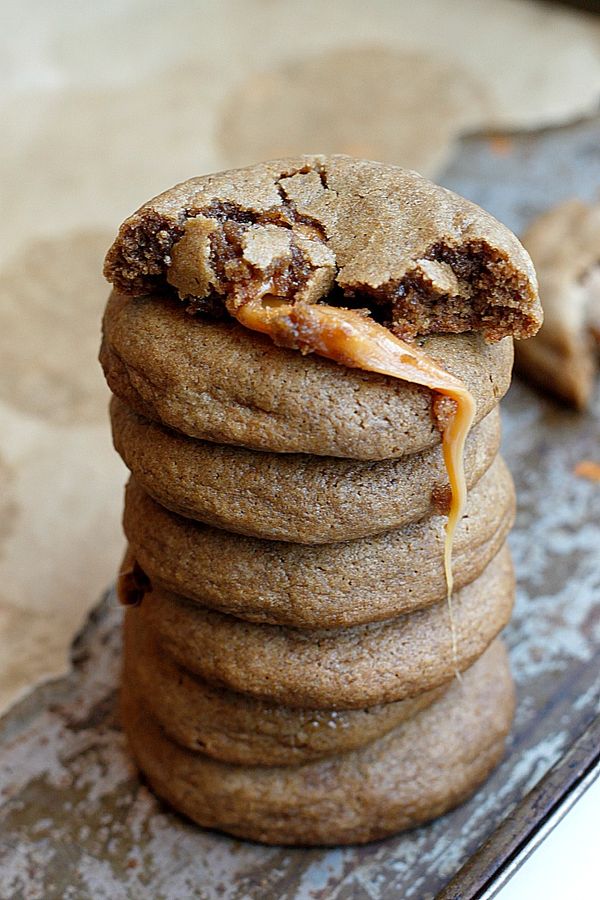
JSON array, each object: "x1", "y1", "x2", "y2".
[{"x1": 230, "y1": 298, "x2": 476, "y2": 607}]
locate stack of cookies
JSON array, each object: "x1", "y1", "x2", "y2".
[{"x1": 100, "y1": 156, "x2": 541, "y2": 845}]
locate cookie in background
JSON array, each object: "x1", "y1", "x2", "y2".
[{"x1": 515, "y1": 198, "x2": 600, "y2": 409}]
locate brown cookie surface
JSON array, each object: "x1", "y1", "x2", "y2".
[
  {"x1": 113, "y1": 396, "x2": 501, "y2": 542},
  {"x1": 123, "y1": 615, "x2": 445, "y2": 766},
  {"x1": 515, "y1": 198, "x2": 600, "y2": 409},
  {"x1": 124, "y1": 455, "x2": 514, "y2": 628},
  {"x1": 131, "y1": 543, "x2": 514, "y2": 709},
  {"x1": 101, "y1": 291, "x2": 513, "y2": 459},
  {"x1": 120, "y1": 639, "x2": 514, "y2": 845},
  {"x1": 104, "y1": 155, "x2": 540, "y2": 343}
]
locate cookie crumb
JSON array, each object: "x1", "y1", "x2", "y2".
[
  {"x1": 117, "y1": 559, "x2": 152, "y2": 606},
  {"x1": 574, "y1": 460, "x2": 600, "y2": 482}
]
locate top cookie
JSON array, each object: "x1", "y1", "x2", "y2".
[{"x1": 104, "y1": 155, "x2": 540, "y2": 342}]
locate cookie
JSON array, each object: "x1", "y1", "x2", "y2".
[
  {"x1": 515, "y1": 198, "x2": 600, "y2": 409},
  {"x1": 104, "y1": 155, "x2": 539, "y2": 343},
  {"x1": 123, "y1": 455, "x2": 514, "y2": 628},
  {"x1": 113, "y1": 396, "x2": 501, "y2": 542},
  {"x1": 101, "y1": 291, "x2": 513, "y2": 459},
  {"x1": 120, "y1": 639, "x2": 514, "y2": 845},
  {"x1": 123, "y1": 615, "x2": 445, "y2": 766},
  {"x1": 130, "y1": 543, "x2": 513, "y2": 709}
]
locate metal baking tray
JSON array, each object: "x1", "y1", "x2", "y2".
[{"x1": 0, "y1": 118, "x2": 599, "y2": 899}]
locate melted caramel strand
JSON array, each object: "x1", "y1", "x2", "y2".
[
  {"x1": 441, "y1": 391, "x2": 475, "y2": 677},
  {"x1": 230, "y1": 299, "x2": 476, "y2": 627}
]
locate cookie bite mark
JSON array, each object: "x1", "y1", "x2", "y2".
[
  {"x1": 166, "y1": 197, "x2": 336, "y2": 311},
  {"x1": 383, "y1": 239, "x2": 539, "y2": 343}
]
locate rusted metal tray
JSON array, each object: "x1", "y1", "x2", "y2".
[{"x1": 1, "y1": 120, "x2": 599, "y2": 899}]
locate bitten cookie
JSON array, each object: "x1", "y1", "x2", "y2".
[
  {"x1": 123, "y1": 455, "x2": 515, "y2": 627},
  {"x1": 104, "y1": 155, "x2": 539, "y2": 341},
  {"x1": 113, "y1": 397, "x2": 501, "y2": 542},
  {"x1": 129, "y1": 544, "x2": 514, "y2": 708},
  {"x1": 121, "y1": 639, "x2": 514, "y2": 845}
]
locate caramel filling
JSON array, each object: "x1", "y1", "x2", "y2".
[{"x1": 229, "y1": 297, "x2": 476, "y2": 618}]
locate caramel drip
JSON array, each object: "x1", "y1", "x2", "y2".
[{"x1": 229, "y1": 299, "x2": 476, "y2": 650}]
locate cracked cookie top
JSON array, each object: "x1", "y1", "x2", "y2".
[{"x1": 104, "y1": 154, "x2": 541, "y2": 342}]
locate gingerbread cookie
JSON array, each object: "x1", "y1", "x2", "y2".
[
  {"x1": 516, "y1": 198, "x2": 600, "y2": 408},
  {"x1": 104, "y1": 155, "x2": 539, "y2": 343},
  {"x1": 121, "y1": 639, "x2": 514, "y2": 845},
  {"x1": 102, "y1": 291, "x2": 514, "y2": 458},
  {"x1": 130, "y1": 544, "x2": 514, "y2": 708},
  {"x1": 123, "y1": 456, "x2": 514, "y2": 627},
  {"x1": 123, "y1": 615, "x2": 445, "y2": 766},
  {"x1": 113, "y1": 397, "x2": 501, "y2": 542}
]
